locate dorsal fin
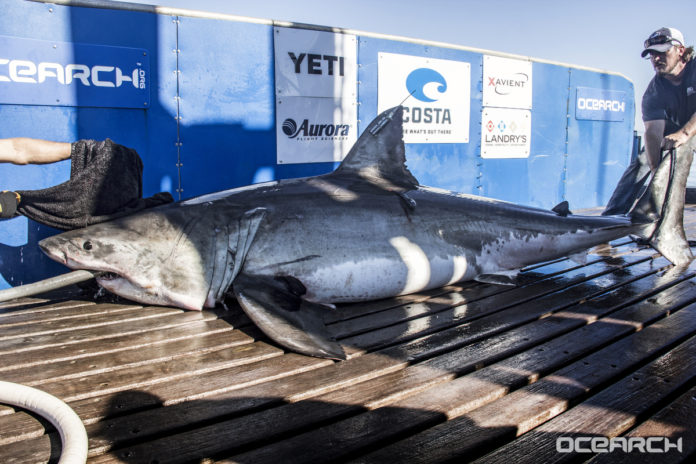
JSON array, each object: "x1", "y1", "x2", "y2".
[{"x1": 330, "y1": 106, "x2": 419, "y2": 191}]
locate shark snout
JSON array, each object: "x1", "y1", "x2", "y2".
[{"x1": 38, "y1": 237, "x2": 69, "y2": 265}]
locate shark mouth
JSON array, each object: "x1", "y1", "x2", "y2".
[{"x1": 97, "y1": 272, "x2": 122, "y2": 281}]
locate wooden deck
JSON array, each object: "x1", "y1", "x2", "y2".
[{"x1": 2, "y1": 208, "x2": 696, "y2": 463}]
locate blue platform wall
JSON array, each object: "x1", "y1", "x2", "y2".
[
  {"x1": 565, "y1": 69, "x2": 636, "y2": 208},
  {"x1": 0, "y1": 0, "x2": 635, "y2": 287}
]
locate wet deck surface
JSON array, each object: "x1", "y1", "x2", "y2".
[{"x1": 2, "y1": 208, "x2": 696, "y2": 463}]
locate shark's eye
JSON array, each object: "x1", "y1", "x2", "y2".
[{"x1": 83, "y1": 241, "x2": 93, "y2": 251}]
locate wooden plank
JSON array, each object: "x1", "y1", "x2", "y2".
[
  {"x1": 0, "y1": 413, "x2": 46, "y2": 447},
  {"x1": 1, "y1": 329, "x2": 253, "y2": 386},
  {"x1": 0, "y1": 435, "x2": 58, "y2": 464},
  {"x1": 476, "y1": 335, "x2": 696, "y2": 463},
  {"x1": 0, "y1": 308, "x2": 219, "y2": 356},
  {"x1": 0, "y1": 302, "x2": 142, "y2": 326},
  {"x1": 0, "y1": 299, "x2": 96, "y2": 318},
  {"x1": 0, "y1": 319, "x2": 236, "y2": 372},
  {"x1": 587, "y1": 384, "x2": 696, "y2": 463},
  {"x1": 349, "y1": 302, "x2": 696, "y2": 463},
  {"x1": 0, "y1": 305, "x2": 182, "y2": 342},
  {"x1": 218, "y1": 272, "x2": 696, "y2": 464},
  {"x1": 0, "y1": 293, "x2": 95, "y2": 312},
  {"x1": 33, "y1": 341, "x2": 283, "y2": 403},
  {"x1": 58, "y1": 351, "x2": 333, "y2": 424},
  {"x1": 70, "y1": 347, "x2": 411, "y2": 425}
]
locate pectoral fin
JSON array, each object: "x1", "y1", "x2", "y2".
[{"x1": 232, "y1": 274, "x2": 346, "y2": 360}]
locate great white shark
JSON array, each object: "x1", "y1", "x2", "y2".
[{"x1": 38, "y1": 107, "x2": 693, "y2": 359}]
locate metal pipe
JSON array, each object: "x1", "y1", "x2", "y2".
[{"x1": 0, "y1": 270, "x2": 97, "y2": 303}]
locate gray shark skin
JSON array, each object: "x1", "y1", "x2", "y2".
[{"x1": 38, "y1": 107, "x2": 692, "y2": 359}]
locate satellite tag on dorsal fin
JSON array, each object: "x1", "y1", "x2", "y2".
[{"x1": 330, "y1": 106, "x2": 419, "y2": 191}]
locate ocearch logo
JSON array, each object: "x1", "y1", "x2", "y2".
[
  {"x1": 577, "y1": 97, "x2": 625, "y2": 112},
  {"x1": 556, "y1": 436, "x2": 682, "y2": 454},
  {"x1": 406, "y1": 68, "x2": 447, "y2": 102},
  {"x1": 0, "y1": 59, "x2": 146, "y2": 89}
]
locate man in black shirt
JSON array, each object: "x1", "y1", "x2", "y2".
[
  {"x1": 641, "y1": 27, "x2": 696, "y2": 169},
  {"x1": 604, "y1": 27, "x2": 696, "y2": 215}
]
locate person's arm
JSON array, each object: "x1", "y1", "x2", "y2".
[
  {"x1": 662, "y1": 112, "x2": 696, "y2": 150},
  {"x1": 644, "y1": 119, "x2": 666, "y2": 171},
  {"x1": 0, "y1": 138, "x2": 71, "y2": 165}
]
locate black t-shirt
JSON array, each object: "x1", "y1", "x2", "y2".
[{"x1": 642, "y1": 58, "x2": 696, "y2": 135}]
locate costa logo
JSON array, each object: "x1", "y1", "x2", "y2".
[{"x1": 406, "y1": 68, "x2": 448, "y2": 102}]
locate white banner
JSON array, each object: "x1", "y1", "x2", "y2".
[
  {"x1": 276, "y1": 96, "x2": 357, "y2": 164},
  {"x1": 274, "y1": 27, "x2": 357, "y2": 100},
  {"x1": 378, "y1": 53, "x2": 470, "y2": 143},
  {"x1": 483, "y1": 55, "x2": 532, "y2": 109},
  {"x1": 481, "y1": 108, "x2": 531, "y2": 158},
  {"x1": 274, "y1": 27, "x2": 358, "y2": 163}
]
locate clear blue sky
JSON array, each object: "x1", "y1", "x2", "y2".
[{"x1": 120, "y1": 0, "x2": 696, "y2": 133}]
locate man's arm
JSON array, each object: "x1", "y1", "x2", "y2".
[
  {"x1": 644, "y1": 119, "x2": 666, "y2": 171},
  {"x1": 0, "y1": 138, "x2": 71, "y2": 165}
]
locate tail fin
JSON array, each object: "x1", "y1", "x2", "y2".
[{"x1": 629, "y1": 143, "x2": 694, "y2": 266}]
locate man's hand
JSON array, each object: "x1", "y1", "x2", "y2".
[{"x1": 662, "y1": 129, "x2": 691, "y2": 150}]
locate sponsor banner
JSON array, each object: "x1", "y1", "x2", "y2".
[
  {"x1": 0, "y1": 35, "x2": 149, "y2": 108},
  {"x1": 276, "y1": 96, "x2": 357, "y2": 164},
  {"x1": 575, "y1": 87, "x2": 626, "y2": 121},
  {"x1": 481, "y1": 108, "x2": 531, "y2": 158},
  {"x1": 378, "y1": 52, "x2": 470, "y2": 143},
  {"x1": 274, "y1": 27, "x2": 357, "y2": 100},
  {"x1": 483, "y1": 55, "x2": 532, "y2": 109}
]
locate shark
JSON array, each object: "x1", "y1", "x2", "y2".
[{"x1": 38, "y1": 106, "x2": 694, "y2": 359}]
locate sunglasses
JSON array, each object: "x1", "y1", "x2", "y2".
[{"x1": 644, "y1": 35, "x2": 681, "y2": 48}]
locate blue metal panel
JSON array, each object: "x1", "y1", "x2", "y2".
[
  {"x1": 175, "y1": 17, "x2": 275, "y2": 198},
  {"x1": 565, "y1": 69, "x2": 635, "y2": 209},
  {"x1": 357, "y1": 37, "x2": 481, "y2": 195},
  {"x1": 0, "y1": 0, "x2": 178, "y2": 287}
]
